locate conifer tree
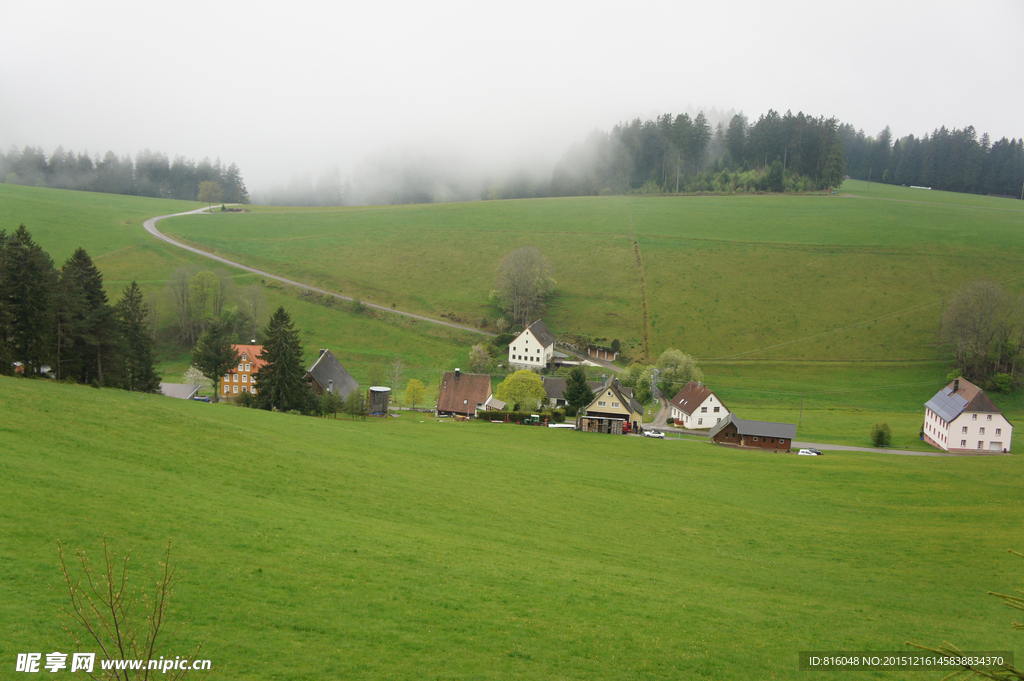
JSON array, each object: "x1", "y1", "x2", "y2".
[
  {"x1": 2, "y1": 225, "x2": 57, "y2": 375},
  {"x1": 191, "y1": 321, "x2": 239, "y2": 403},
  {"x1": 253, "y1": 306, "x2": 306, "y2": 411},
  {"x1": 116, "y1": 281, "x2": 161, "y2": 392},
  {"x1": 563, "y1": 366, "x2": 595, "y2": 415},
  {"x1": 58, "y1": 248, "x2": 118, "y2": 384}
]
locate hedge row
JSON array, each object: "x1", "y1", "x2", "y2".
[{"x1": 482, "y1": 410, "x2": 566, "y2": 424}]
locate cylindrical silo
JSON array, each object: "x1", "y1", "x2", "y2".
[{"x1": 368, "y1": 386, "x2": 391, "y2": 415}]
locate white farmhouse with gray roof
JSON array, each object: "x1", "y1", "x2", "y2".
[
  {"x1": 508, "y1": 319, "x2": 556, "y2": 370},
  {"x1": 924, "y1": 378, "x2": 1012, "y2": 452}
]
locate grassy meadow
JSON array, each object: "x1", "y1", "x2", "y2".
[{"x1": 2, "y1": 376, "x2": 1023, "y2": 680}]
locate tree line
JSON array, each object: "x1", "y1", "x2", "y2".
[
  {"x1": 0, "y1": 225, "x2": 160, "y2": 390},
  {"x1": 550, "y1": 109, "x2": 847, "y2": 197},
  {"x1": 940, "y1": 280, "x2": 1024, "y2": 393},
  {"x1": 0, "y1": 146, "x2": 249, "y2": 203},
  {"x1": 840, "y1": 125, "x2": 1024, "y2": 197}
]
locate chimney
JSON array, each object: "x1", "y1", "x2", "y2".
[
  {"x1": 250, "y1": 339, "x2": 256, "y2": 344},
  {"x1": 953, "y1": 378, "x2": 960, "y2": 393},
  {"x1": 328, "y1": 379, "x2": 334, "y2": 393},
  {"x1": 455, "y1": 368, "x2": 460, "y2": 377},
  {"x1": 319, "y1": 349, "x2": 326, "y2": 357}
]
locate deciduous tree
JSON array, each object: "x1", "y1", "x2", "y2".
[
  {"x1": 495, "y1": 369, "x2": 546, "y2": 411},
  {"x1": 404, "y1": 378, "x2": 426, "y2": 409},
  {"x1": 496, "y1": 247, "x2": 554, "y2": 327},
  {"x1": 198, "y1": 180, "x2": 222, "y2": 209}
]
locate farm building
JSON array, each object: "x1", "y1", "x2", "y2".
[
  {"x1": 923, "y1": 378, "x2": 1013, "y2": 453},
  {"x1": 436, "y1": 369, "x2": 494, "y2": 418},
  {"x1": 577, "y1": 378, "x2": 643, "y2": 434},
  {"x1": 305, "y1": 349, "x2": 359, "y2": 400},
  {"x1": 508, "y1": 320, "x2": 556, "y2": 370},
  {"x1": 587, "y1": 346, "x2": 619, "y2": 361},
  {"x1": 669, "y1": 381, "x2": 730, "y2": 429},
  {"x1": 221, "y1": 344, "x2": 265, "y2": 399},
  {"x1": 709, "y1": 414, "x2": 795, "y2": 452}
]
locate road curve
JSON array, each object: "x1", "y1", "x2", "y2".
[{"x1": 143, "y1": 208, "x2": 493, "y2": 337}]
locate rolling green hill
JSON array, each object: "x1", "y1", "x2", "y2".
[{"x1": 2, "y1": 376, "x2": 1022, "y2": 679}]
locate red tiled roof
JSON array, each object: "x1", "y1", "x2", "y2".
[{"x1": 232, "y1": 344, "x2": 266, "y2": 372}]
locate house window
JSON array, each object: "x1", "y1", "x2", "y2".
[
  {"x1": 962, "y1": 426, "x2": 968, "y2": 433},
  {"x1": 463, "y1": 399, "x2": 468, "y2": 404},
  {"x1": 612, "y1": 402, "x2": 619, "y2": 408},
  {"x1": 242, "y1": 375, "x2": 248, "y2": 383},
  {"x1": 701, "y1": 407, "x2": 707, "y2": 413},
  {"x1": 996, "y1": 428, "x2": 1001, "y2": 435},
  {"x1": 698, "y1": 418, "x2": 703, "y2": 425},
  {"x1": 224, "y1": 374, "x2": 230, "y2": 381},
  {"x1": 233, "y1": 374, "x2": 239, "y2": 382},
  {"x1": 980, "y1": 427, "x2": 985, "y2": 435},
  {"x1": 714, "y1": 407, "x2": 720, "y2": 413},
  {"x1": 223, "y1": 385, "x2": 229, "y2": 394},
  {"x1": 238, "y1": 363, "x2": 243, "y2": 372},
  {"x1": 752, "y1": 437, "x2": 758, "y2": 441},
  {"x1": 241, "y1": 386, "x2": 247, "y2": 392},
  {"x1": 717, "y1": 418, "x2": 721, "y2": 423},
  {"x1": 598, "y1": 401, "x2": 606, "y2": 407},
  {"x1": 961, "y1": 440, "x2": 966, "y2": 447},
  {"x1": 987, "y1": 414, "x2": 992, "y2": 421},
  {"x1": 245, "y1": 363, "x2": 251, "y2": 372},
  {"x1": 251, "y1": 388, "x2": 257, "y2": 395},
  {"x1": 233, "y1": 385, "x2": 238, "y2": 393},
  {"x1": 973, "y1": 414, "x2": 977, "y2": 420}
]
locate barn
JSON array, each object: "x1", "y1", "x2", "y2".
[{"x1": 709, "y1": 413, "x2": 795, "y2": 452}]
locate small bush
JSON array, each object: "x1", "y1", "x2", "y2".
[{"x1": 870, "y1": 422, "x2": 892, "y2": 448}]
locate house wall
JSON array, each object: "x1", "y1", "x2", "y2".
[
  {"x1": 923, "y1": 407, "x2": 951, "y2": 451},
  {"x1": 948, "y1": 412, "x2": 1013, "y2": 452},
  {"x1": 674, "y1": 394, "x2": 727, "y2": 429},
  {"x1": 587, "y1": 387, "x2": 642, "y2": 426},
  {"x1": 221, "y1": 356, "x2": 258, "y2": 398},
  {"x1": 508, "y1": 328, "x2": 553, "y2": 369}
]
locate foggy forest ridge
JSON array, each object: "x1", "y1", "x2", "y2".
[{"x1": 2, "y1": 105, "x2": 1022, "y2": 207}]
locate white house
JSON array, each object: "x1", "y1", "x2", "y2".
[
  {"x1": 669, "y1": 381, "x2": 729, "y2": 429},
  {"x1": 508, "y1": 319, "x2": 556, "y2": 370},
  {"x1": 923, "y1": 378, "x2": 1013, "y2": 453}
]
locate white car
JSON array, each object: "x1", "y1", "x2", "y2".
[
  {"x1": 644, "y1": 429, "x2": 665, "y2": 439},
  {"x1": 797, "y1": 448, "x2": 822, "y2": 456}
]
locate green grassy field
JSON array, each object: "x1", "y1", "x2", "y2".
[{"x1": 2, "y1": 376, "x2": 1022, "y2": 680}]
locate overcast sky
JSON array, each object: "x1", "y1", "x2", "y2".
[{"x1": 1, "y1": 0, "x2": 1021, "y2": 192}]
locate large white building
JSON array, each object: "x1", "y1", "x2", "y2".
[
  {"x1": 923, "y1": 378, "x2": 1013, "y2": 453},
  {"x1": 508, "y1": 320, "x2": 556, "y2": 370}
]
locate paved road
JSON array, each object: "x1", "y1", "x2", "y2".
[
  {"x1": 791, "y1": 440, "x2": 1010, "y2": 457},
  {"x1": 143, "y1": 207, "x2": 493, "y2": 336}
]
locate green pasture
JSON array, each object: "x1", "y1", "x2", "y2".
[
  {"x1": 158, "y1": 184, "x2": 1024, "y2": 364},
  {"x1": 1, "y1": 376, "x2": 1022, "y2": 680}
]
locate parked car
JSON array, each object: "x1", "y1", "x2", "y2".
[
  {"x1": 192, "y1": 396, "x2": 211, "y2": 402},
  {"x1": 644, "y1": 429, "x2": 665, "y2": 439},
  {"x1": 797, "y1": 448, "x2": 822, "y2": 456}
]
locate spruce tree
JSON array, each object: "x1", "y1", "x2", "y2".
[
  {"x1": 191, "y1": 320, "x2": 239, "y2": 403},
  {"x1": 253, "y1": 306, "x2": 306, "y2": 411},
  {"x1": 563, "y1": 366, "x2": 595, "y2": 415},
  {"x1": 58, "y1": 247, "x2": 119, "y2": 384},
  {"x1": 3, "y1": 225, "x2": 57, "y2": 375},
  {"x1": 116, "y1": 281, "x2": 161, "y2": 392}
]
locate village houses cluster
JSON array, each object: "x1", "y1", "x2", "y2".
[{"x1": 161, "y1": 318, "x2": 1013, "y2": 454}]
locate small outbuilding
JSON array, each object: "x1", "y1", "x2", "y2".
[
  {"x1": 709, "y1": 413, "x2": 795, "y2": 452},
  {"x1": 159, "y1": 383, "x2": 201, "y2": 400}
]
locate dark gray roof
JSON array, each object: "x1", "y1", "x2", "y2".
[
  {"x1": 709, "y1": 413, "x2": 795, "y2": 439},
  {"x1": 159, "y1": 383, "x2": 201, "y2": 400},
  {"x1": 925, "y1": 388, "x2": 970, "y2": 423},
  {"x1": 306, "y1": 350, "x2": 359, "y2": 398},
  {"x1": 526, "y1": 319, "x2": 556, "y2": 347}
]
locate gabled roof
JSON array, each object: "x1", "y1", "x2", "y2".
[
  {"x1": 524, "y1": 319, "x2": 556, "y2": 347},
  {"x1": 232, "y1": 344, "x2": 266, "y2": 371},
  {"x1": 586, "y1": 377, "x2": 643, "y2": 416},
  {"x1": 437, "y1": 371, "x2": 492, "y2": 414},
  {"x1": 925, "y1": 378, "x2": 1003, "y2": 422},
  {"x1": 709, "y1": 413, "x2": 796, "y2": 440},
  {"x1": 670, "y1": 380, "x2": 724, "y2": 416},
  {"x1": 544, "y1": 377, "x2": 611, "y2": 400},
  {"x1": 159, "y1": 383, "x2": 201, "y2": 400},
  {"x1": 306, "y1": 349, "x2": 359, "y2": 398}
]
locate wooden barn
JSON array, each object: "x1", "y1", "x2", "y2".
[
  {"x1": 709, "y1": 413, "x2": 795, "y2": 452},
  {"x1": 436, "y1": 369, "x2": 493, "y2": 418}
]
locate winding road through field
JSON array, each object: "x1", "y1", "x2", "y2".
[{"x1": 143, "y1": 207, "x2": 492, "y2": 336}]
